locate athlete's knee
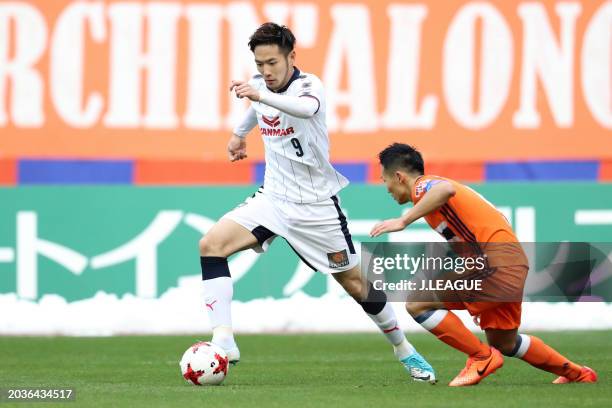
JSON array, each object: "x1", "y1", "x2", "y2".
[
  {"x1": 486, "y1": 332, "x2": 520, "y2": 356},
  {"x1": 405, "y1": 301, "x2": 433, "y2": 317},
  {"x1": 199, "y1": 234, "x2": 228, "y2": 257},
  {"x1": 493, "y1": 338, "x2": 519, "y2": 356}
]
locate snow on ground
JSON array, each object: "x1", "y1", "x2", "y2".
[{"x1": 1, "y1": 284, "x2": 611, "y2": 336}]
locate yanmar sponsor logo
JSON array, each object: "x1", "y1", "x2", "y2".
[
  {"x1": 261, "y1": 115, "x2": 294, "y2": 136},
  {"x1": 261, "y1": 127, "x2": 295, "y2": 136}
]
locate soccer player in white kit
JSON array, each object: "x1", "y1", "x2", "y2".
[{"x1": 199, "y1": 22, "x2": 436, "y2": 383}]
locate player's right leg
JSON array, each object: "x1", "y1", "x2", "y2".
[
  {"x1": 199, "y1": 188, "x2": 282, "y2": 364},
  {"x1": 199, "y1": 218, "x2": 260, "y2": 364}
]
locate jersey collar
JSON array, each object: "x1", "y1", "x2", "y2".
[{"x1": 269, "y1": 67, "x2": 301, "y2": 94}]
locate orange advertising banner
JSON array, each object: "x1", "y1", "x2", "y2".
[{"x1": 0, "y1": 0, "x2": 610, "y2": 162}]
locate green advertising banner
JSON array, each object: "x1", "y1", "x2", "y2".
[{"x1": 1, "y1": 184, "x2": 611, "y2": 302}]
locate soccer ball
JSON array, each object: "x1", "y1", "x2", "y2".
[{"x1": 179, "y1": 341, "x2": 229, "y2": 386}]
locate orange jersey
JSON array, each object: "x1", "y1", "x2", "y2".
[
  {"x1": 410, "y1": 175, "x2": 517, "y2": 244},
  {"x1": 411, "y1": 176, "x2": 528, "y2": 329}
]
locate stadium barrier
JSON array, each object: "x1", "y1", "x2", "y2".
[
  {"x1": 0, "y1": 0, "x2": 610, "y2": 163},
  {"x1": 1, "y1": 184, "x2": 611, "y2": 334}
]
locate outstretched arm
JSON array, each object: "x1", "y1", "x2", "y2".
[
  {"x1": 370, "y1": 182, "x2": 456, "y2": 237},
  {"x1": 400, "y1": 181, "x2": 456, "y2": 226},
  {"x1": 230, "y1": 80, "x2": 319, "y2": 119},
  {"x1": 258, "y1": 92, "x2": 319, "y2": 118}
]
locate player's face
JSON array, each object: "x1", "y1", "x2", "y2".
[
  {"x1": 254, "y1": 45, "x2": 295, "y2": 91},
  {"x1": 382, "y1": 168, "x2": 411, "y2": 205}
]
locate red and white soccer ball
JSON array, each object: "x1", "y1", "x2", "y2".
[{"x1": 179, "y1": 341, "x2": 229, "y2": 386}]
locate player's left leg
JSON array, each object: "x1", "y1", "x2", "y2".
[
  {"x1": 333, "y1": 267, "x2": 404, "y2": 348},
  {"x1": 478, "y1": 301, "x2": 597, "y2": 384},
  {"x1": 333, "y1": 267, "x2": 437, "y2": 383},
  {"x1": 486, "y1": 328, "x2": 597, "y2": 384},
  {"x1": 282, "y1": 196, "x2": 435, "y2": 383}
]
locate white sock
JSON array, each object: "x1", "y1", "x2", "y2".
[
  {"x1": 202, "y1": 276, "x2": 236, "y2": 348},
  {"x1": 394, "y1": 338, "x2": 416, "y2": 360},
  {"x1": 212, "y1": 326, "x2": 237, "y2": 350},
  {"x1": 367, "y1": 303, "x2": 415, "y2": 359}
]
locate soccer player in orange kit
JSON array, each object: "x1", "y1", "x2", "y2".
[{"x1": 370, "y1": 143, "x2": 598, "y2": 386}]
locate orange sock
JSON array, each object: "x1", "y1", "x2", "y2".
[
  {"x1": 416, "y1": 309, "x2": 490, "y2": 358},
  {"x1": 516, "y1": 335, "x2": 582, "y2": 379}
]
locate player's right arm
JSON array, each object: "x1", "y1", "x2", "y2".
[
  {"x1": 228, "y1": 105, "x2": 257, "y2": 162},
  {"x1": 370, "y1": 181, "x2": 456, "y2": 237},
  {"x1": 400, "y1": 181, "x2": 456, "y2": 225}
]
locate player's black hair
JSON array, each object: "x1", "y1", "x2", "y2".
[
  {"x1": 378, "y1": 143, "x2": 425, "y2": 175},
  {"x1": 248, "y1": 22, "x2": 296, "y2": 55}
]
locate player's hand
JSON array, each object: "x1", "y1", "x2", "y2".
[
  {"x1": 227, "y1": 134, "x2": 247, "y2": 162},
  {"x1": 369, "y1": 218, "x2": 407, "y2": 237},
  {"x1": 230, "y1": 80, "x2": 261, "y2": 102}
]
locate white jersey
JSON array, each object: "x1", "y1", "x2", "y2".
[{"x1": 233, "y1": 68, "x2": 349, "y2": 203}]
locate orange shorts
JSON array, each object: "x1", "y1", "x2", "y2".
[{"x1": 443, "y1": 301, "x2": 522, "y2": 330}]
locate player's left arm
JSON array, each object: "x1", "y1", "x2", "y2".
[
  {"x1": 259, "y1": 92, "x2": 319, "y2": 119},
  {"x1": 370, "y1": 182, "x2": 456, "y2": 237},
  {"x1": 230, "y1": 79, "x2": 320, "y2": 119}
]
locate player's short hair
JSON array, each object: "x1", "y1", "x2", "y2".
[
  {"x1": 378, "y1": 143, "x2": 425, "y2": 175},
  {"x1": 248, "y1": 22, "x2": 296, "y2": 55}
]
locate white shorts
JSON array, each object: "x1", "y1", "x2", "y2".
[{"x1": 222, "y1": 187, "x2": 359, "y2": 274}]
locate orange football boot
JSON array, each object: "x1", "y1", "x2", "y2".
[
  {"x1": 553, "y1": 366, "x2": 598, "y2": 384},
  {"x1": 449, "y1": 347, "x2": 504, "y2": 387}
]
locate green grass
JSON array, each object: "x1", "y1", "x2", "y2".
[{"x1": 0, "y1": 331, "x2": 610, "y2": 407}]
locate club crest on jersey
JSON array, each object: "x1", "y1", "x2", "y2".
[
  {"x1": 301, "y1": 81, "x2": 312, "y2": 94},
  {"x1": 415, "y1": 179, "x2": 443, "y2": 198},
  {"x1": 415, "y1": 181, "x2": 429, "y2": 198},
  {"x1": 327, "y1": 249, "x2": 349, "y2": 268}
]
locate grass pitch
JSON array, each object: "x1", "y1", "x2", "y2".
[{"x1": 0, "y1": 331, "x2": 609, "y2": 407}]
